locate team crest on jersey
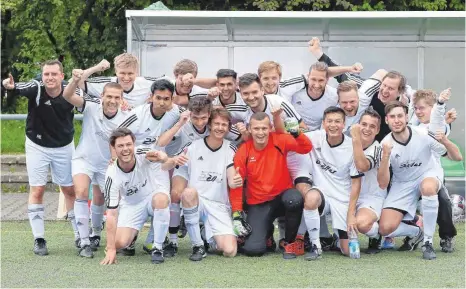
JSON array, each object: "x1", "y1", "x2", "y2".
[
  {"x1": 199, "y1": 171, "x2": 222, "y2": 183},
  {"x1": 315, "y1": 158, "x2": 336, "y2": 174}
]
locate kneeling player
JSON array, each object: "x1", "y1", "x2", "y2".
[
  {"x1": 349, "y1": 109, "x2": 387, "y2": 254},
  {"x1": 303, "y1": 107, "x2": 363, "y2": 259},
  {"x1": 171, "y1": 108, "x2": 240, "y2": 261},
  {"x1": 101, "y1": 128, "x2": 171, "y2": 265}
]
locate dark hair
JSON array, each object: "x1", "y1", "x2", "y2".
[
  {"x1": 151, "y1": 79, "x2": 175, "y2": 95},
  {"x1": 110, "y1": 128, "x2": 135, "y2": 147},
  {"x1": 216, "y1": 69, "x2": 237, "y2": 80},
  {"x1": 209, "y1": 107, "x2": 232, "y2": 128},
  {"x1": 103, "y1": 82, "x2": 123, "y2": 95},
  {"x1": 384, "y1": 100, "x2": 408, "y2": 115},
  {"x1": 249, "y1": 111, "x2": 270, "y2": 123},
  {"x1": 188, "y1": 96, "x2": 212, "y2": 114},
  {"x1": 382, "y1": 71, "x2": 406, "y2": 94},
  {"x1": 359, "y1": 107, "x2": 381, "y2": 126},
  {"x1": 42, "y1": 60, "x2": 64, "y2": 73},
  {"x1": 323, "y1": 106, "x2": 345, "y2": 121},
  {"x1": 238, "y1": 73, "x2": 261, "y2": 89}
]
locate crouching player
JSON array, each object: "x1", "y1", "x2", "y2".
[
  {"x1": 101, "y1": 128, "x2": 171, "y2": 265},
  {"x1": 166, "y1": 108, "x2": 240, "y2": 261}
]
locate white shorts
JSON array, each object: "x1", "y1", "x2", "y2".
[
  {"x1": 152, "y1": 168, "x2": 170, "y2": 195},
  {"x1": 287, "y1": 152, "x2": 312, "y2": 184},
  {"x1": 25, "y1": 137, "x2": 74, "y2": 186},
  {"x1": 356, "y1": 196, "x2": 385, "y2": 220},
  {"x1": 71, "y1": 157, "x2": 106, "y2": 191},
  {"x1": 383, "y1": 170, "x2": 441, "y2": 220},
  {"x1": 313, "y1": 186, "x2": 348, "y2": 232},
  {"x1": 118, "y1": 194, "x2": 155, "y2": 230},
  {"x1": 198, "y1": 197, "x2": 234, "y2": 240}
]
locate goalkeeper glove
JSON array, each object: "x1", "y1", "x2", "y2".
[{"x1": 232, "y1": 211, "x2": 252, "y2": 238}]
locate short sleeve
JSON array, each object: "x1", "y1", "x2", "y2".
[
  {"x1": 104, "y1": 165, "x2": 122, "y2": 209},
  {"x1": 358, "y1": 78, "x2": 381, "y2": 109},
  {"x1": 427, "y1": 131, "x2": 448, "y2": 157},
  {"x1": 84, "y1": 77, "x2": 112, "y2": 96},
  {"x1": 350, "y1": 158, "x2": 364, "y2": 178},
  {"x1": 227, "y1": 143, "x2": 237, "y2": 169},
  {"x1": 279, "y1": 75, "x2": 306, "y2": 102}
]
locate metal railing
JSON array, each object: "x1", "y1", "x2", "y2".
[{"x1": 0, "y1": 114, "x2": 83, "y2": 120}]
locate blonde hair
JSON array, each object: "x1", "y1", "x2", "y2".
[
  {"x1": 337, "y1": 80, "x2": 358, "y2": 95},
  {"x1": 413, "y1": 89, "x2": 436, "y2": 106},
  {"x1": 173, "y1": 59, "x2": 198, "y2": 77},
  {"x1": 309, "y1": 61, "x2": 329, "y2": 77},
  {"x1": 258, "y1": 61, "x2": 282, "y2": 78},
  {"x1": 114, "y1": 53, "x2": 139, "y2": 71}
]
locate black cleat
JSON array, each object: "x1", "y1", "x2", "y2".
[
  {"x1": 398, "y1": 229, "x2": 424, "y2": 251},
  {"x1": 163, "y1": 242, "x2": 178, "y2": 258},
  {"x1": 440, "y1": 237, "x2": 454, "y2": 253},
  {"x1": 78, "y1": 244, "x2": 94, "y2": 258},
  {"x1": 189, "y1": 245, "x2": 207, "y2": 261},
  {"x1": 266, "y1": 236, "x2": 277, "y2": 252},
  {"x1": 89, "y1": 236, "x2": 101, "y2": 251},
  {"x1": 33, "y1": 238, "x2": 49, "y2": 256},
  {"x1": 117, "y1": 235, "x2": 137, "y2": 256},
  {"x1": 151, "y1": 248, "x2": 164, "y2": 264},
  {"x1": 304, "y1": 243, "x2": 322, "y2": 261},
  {"x1": 422, "y1": 242, "x2": 436, "y2": 260},
  {"x1": 178, "y1": 216, "x2": 187, "y2": 238},
  {"x1": 304, "y1": 232, "x2": 311, "y2": 252},
  {"x1": 75, "y1": 238, "x2": 81, "y2": 249},
  {"x1": 365, "y1": 235, "x2": 382, "y2": 254}
]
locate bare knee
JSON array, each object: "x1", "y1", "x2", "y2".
[
  {"x1": 222, "y1": 242, "x2": 237, "y2": 257},
  {"x1": 181, "y1": 188, "x2": 198, "y2": 207},
  {"x1": 378, "y1": 220, "x2": 397, "y2": 236},
  {"x1": 152, "y1": 193, "x2": 170, "y2": 209},
  {"x1": 74, "y1": 184, "x2": 89, "y2": 200},
  {"x1": 356, "y1": 216, "x2": 375, "y2": 234},
  {"x1": 170, "y1": 189, "x2": 182, "y2": 204},
  {"x1": 420, "y1": 178, "x2": 438, "y2": 197},
  {"x1": 29, "y1": 186, "x2": 45, "y2": 203},
  {"x1": 60, "y1": 186, "x2": 75, "y2": 198},
  {"x1": 92, "y1": 185, "x2": 105, "y2": 205},
  {"x1": 304, "y1": 190, "x2": 321, "y2": 210}
]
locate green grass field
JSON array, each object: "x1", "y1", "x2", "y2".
[
  {"x1": 1, "y1": 221, "x2": 464, "y2": 288},
  {"x1": 0, "y1": 120, "x2": 82, "y2": 153}
]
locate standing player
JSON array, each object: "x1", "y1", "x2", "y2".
[
  {"x1": 171, "y1": 108, "x2": 241, "y2": 261},
  {"x1": 100, "y1": 128, "x2": 171, "y2": 265},
  {"x1": 377, "y1": 102, "x2": 462, "y2": 260},
  {"x1": 170, "y1": 59, "x2": 209, "y2": 107},
  {"x1": 349, "y1": 109, "x2": 387, "y2": 254},
  {"x1": 2, "y1": 60, "x2": 80, "y2": 256},
  {"x1": 302, "y1": 107, "x2": 363, "y2": 260},
  {"x1": 230, "y1": 112, "x2": 313, "y2": 259},
  {"x1": 62, "y1": 69, "x2": 130, "y2": 257}
]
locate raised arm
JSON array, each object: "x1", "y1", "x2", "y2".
[
  {"x1": 327, "y1": 63, "x2": 363, "y2": 79},
  {"x1": 77, "y1": 59, "x2": 110, "y2": 91},
  {"x1": 63, "y1": 69, "x2": 85, "y2": 108},
  {"x1": 350, "y1": 124, "x2": 372, "y2": 172},
  {"x1": 377, "y1": 141, "x2": 392, "y2": 190},
  {"x1": 157, "y1": 110, "x2": 190, "y2": 147},
  {"x1": 285, "y1": 133, "x2": 313, "y2": 154},
  {"x1": 2, "y1": 74, "x2": 40, "y2": 100},
  {"x1": 429, "y1": 88, "x2": 450, "y2": 134}
]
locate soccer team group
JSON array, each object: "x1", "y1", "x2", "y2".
[{"x1": 3, "y1": 38, "x2": 462, "y2": 265}]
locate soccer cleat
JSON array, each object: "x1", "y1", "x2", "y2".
[
  {"x1": 398, "y1": 229, "x2": 424, "y2": 252},
  {"x1": 381, "y1": 237, "x2": 396, "y2": 249},
  {"x1": 151, "y1": 248, "x2": 164, "y2": 264},
  {"x1": 294, "y1": 235, "x2": 305, "y2": 256},
  {"x1": 178, "y1": 216, "x2": 188, "y2": 238},
  {"x1": 89, "y1": 236, "x2": 101, "y2": 251},
  {"x1": 78, "y1": 244, "x2": 94, "y2": 258},
  {"x1": 278, "y1": 238, "x2": 286, "y2": 252},
  {"x1": 143, "y1": 243, "x2": 153, "y2": 255},
  {"x1": 365, "y1": 235, "x2": 382, "y2": 254},
  {"x1": 304, "y1": 232, "x2": 311, "y2": 252},
  {"x1": 163, "y1": 242, "x2": 178, "y2": 258},
  {"x1": 415, "y1": 215, "x2": 424, "y2": 229},
  {"x1": 266, "y1": 236, "x2": 277, "y2": 252},
  {"x1": 33, "y1": 238, "x2": 49, "y2": 256},
  {"x1": 282, "y1": 239, "x2": 304, "y2": 259},
  {"x1": 117, "y1": 235, "x2": 137, "y2": 256},
  {"x1": 421, "y1": 242, "x2": 437, "y2": 260},
  {"x1": 440, "y1": 237, "x2": 454, "y2": 253},
  {"x1": 189, "y1": 245, "x2": 207, "y2": 261},
  {"x1": 304, "y1": 243, "x2": 322, "y2": 260},
  {"x1": 75, "y1": 238, "x2": 81, "y2": 249}
]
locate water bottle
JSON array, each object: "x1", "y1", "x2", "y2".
[{"x1": 348, "y1": 230, "x2": 360, "y2": 259}]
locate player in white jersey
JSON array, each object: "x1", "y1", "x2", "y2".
[
  {"x1": 153, "y1": 97, "x2": 213, "y2": 256},
  {"x1": 377, "y1": 101, "x2": 462, "y2": 260},
  {"x1": 170, "y1": 59, "x2": 209, "y2": 108},
  {"x1": 79, "y1": 53, "x2": 165, "y2": 108},
  {"x1": 62, "y1": 70, "x2": 130, "y2": 257},
  {"x1": 171, "y1": 108, "x2": 241, "y2": 261},
  {"x1": 302, "y1": 107, "x2": 363, "y2": 260},
  {"x1": 100, "y1": 128, "x2": 172, "y2": 265},
  {"x1": 348, "y1": 109, "x2": 387, "y2": 254}
]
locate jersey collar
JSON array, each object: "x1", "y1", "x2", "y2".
[
  {"x1": 204, "y1": 136, "x2": 223, "y2": 152},
  {"x1": 150, "y1": 103, "x2": 165, "y2": 120},
  {"x1": 326, "y1": 133, "x2": 344, "y2": 148},
  {"x1": 391, "y1": 126, "x2": 412, "y2": 146},
  {"x1": 116, "y1": 78, "x2": 135, "y2": 94},
  {"x1": 306, "y1": 83, "x2": 326, "y2": 101}
]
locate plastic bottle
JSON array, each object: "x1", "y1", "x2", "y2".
[{"x1": 348, "y1": 230, "x2": 360, "y2": 259}]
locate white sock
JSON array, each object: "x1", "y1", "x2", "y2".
[
  {"x1": 67, "y1": 209, "x2": 80, "y2": 240},
  {"x1": 303, "y1": 209, "x2": 321, "y2": 248},
  {"x1": 183, "y1": 206, "x2": 203, "y2": 247},
  {"x1": 168, "y1": 203, "x2": 181, "y2": 244},
  {"x1": 278, "y1": 217, "x2": 285, "y2": 240},
  {"x1": 145, "y1": 217, "x2": 154, "y2": 244},
  {"x1": 422, "y1": 194, "x2": 439, "y2": 244},
  {"x1": 90, "y1": 204, "x2": 105, "y2": 237},
  {"x1": 74, "y1": 199, "x2": 90, "y2": 245},
  {"x1": 365, "y1": 222, "x2": 380, "y2": 238},
  {"x1": 297, "y1": 215, "x2": 307, "y2": 235},
  {"x1": 152, "y1": 207, "x2": 170, "y2": 250},
  {"x1": 28, "y1": 204, "x2": 45, "y2": 239},
  {"x1": 387, "y1": 222, "x2": 420, "y2": 238},
  {"x1": 319, "y1": 215, "x2": 331, "y2": 238}
]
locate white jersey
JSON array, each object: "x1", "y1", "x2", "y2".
[
  {"x1": 381, "y1": 126, "x2": 447, "y2": 183},
  {"x1": 175, "y1": 138, "x2": 236, "y2": 204},
  {"x1": 289, "y1": 85, "x2": 338, "y2": 131},
  {"x1": 305, "y1": 129, "x2": 363, "y2": 203},
  {"x1": 104, "y1": 153, "x2": 159, "y2": 209},
  {"x1": 212, "y1": 91, "x2": 249, "y2": 124},
  {"x1": 164, "y1": 121, "x2": 210, "y2": 156},
  {"x1": 244, "y1": 94, "x2": 302, "y2": 126},
  {"x1": 343, "y1": 78, "x2": 381, "y2": 133},
  {"x1": 359, "y1": 141, "x2": 387, "y2": 200},
  {"x1": 73, "y1": 98, "x2": 131, "y2": 171},
  {"x1": 277, "y1": 75, "x2": 307, "y2": 101},
  {"x1": 85, "y1": 76, "x2": 165, "y2": 107},
  {"x1": 120, "y1": 103, "x2": 183, "y2": 149}
]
